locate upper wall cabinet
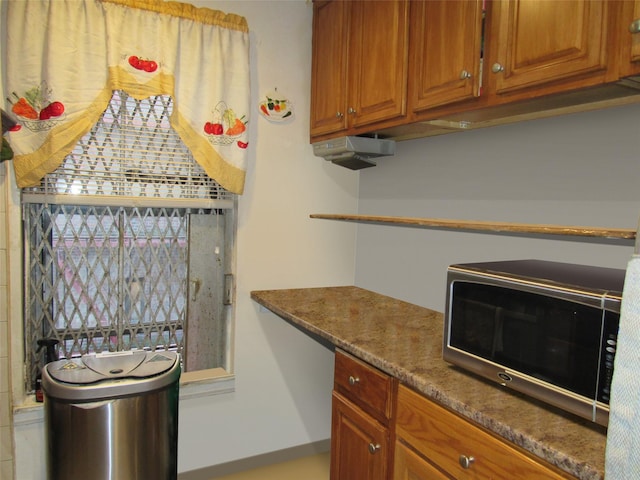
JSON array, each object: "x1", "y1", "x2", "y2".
[
  {"x1": 310, "y1": 0, "x2": 640, "y2": 144},
  {"x1": 408, "y1": 0, "x2": 484, "y2": 113},
  {"x1": 310, "y1": 0, "x2": 409, "y2": 139},
  {"x1": 619, "y1": 0, "x2": 640, "y2": 78},
  {"x1": 485, "y1": 0, "x2": 611, "y2": 100},
  {"x1": 310, "y1": 1, "x2": 348, "y2": 138}
]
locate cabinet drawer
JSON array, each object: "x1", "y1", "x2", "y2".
[
  {"x1": 396, "y1": 385, "x2": 571, "y2": 479},
  {"x1": 334, "y1": 350, "x2": 395, "y2": 425}
]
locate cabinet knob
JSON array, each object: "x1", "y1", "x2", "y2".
[
  {"x1": 630, "y1": 19, "x2": 640, "y2": 34},
  {"x1": 459, "y1": 454, "x2": 475, "y2": 469},
  {"x1": 335, "y1": 111, "x2": 344, "y2": 119},
  {"x1": 347, "y1": 107, "x2": 357, "y2": 115},
  {"x1": 368, "y1": 443, "x2": 381, "y2": 454},
  {"x1": 348, "y1": 375, "x2": 360, "y2": 385},
  {"x1": 460, "y1": 70, "x2": 472, "y2": 80},
  {"x1": 491, "y1": 63, "x2": 504, "y2": 74}
]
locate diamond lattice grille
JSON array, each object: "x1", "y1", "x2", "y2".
[
  {"x1": 23, "y1": 90, "x2": 231, "y2": 202},
  {"x1": 24, "y1": 204, "x2": 216, "y2": 387}
]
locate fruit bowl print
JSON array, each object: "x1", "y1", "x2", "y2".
[
  {"x1": 18, "y1": 113, "x2": 66, "y2": 132},
  {"x1": 8, "y1": 84, "x2": 66, "y2": 132},
  {"x1": 204, "y1": 102, "x2": 247, "y2": 146},
  {"x1": 207, "y1": 132, "x2": 240, "y2": 146}
]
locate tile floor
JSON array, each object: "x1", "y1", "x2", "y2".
[{"x1": 210, "y1": 452, "x2": 330, "y2": 480}]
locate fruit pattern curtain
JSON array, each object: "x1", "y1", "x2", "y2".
[{"x1": 5, "y1": 0, "x2": 250, "y2": 194}]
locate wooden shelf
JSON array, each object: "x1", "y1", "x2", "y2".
[{"x1": 310, "y1": 214, "x2": 637, "y2": 242}]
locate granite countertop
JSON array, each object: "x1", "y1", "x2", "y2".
[{"x1": 250, "y1": 286, "x2": 607, "y2": 480}]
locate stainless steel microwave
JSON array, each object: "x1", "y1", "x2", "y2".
[{"x1": 443, "y1": 259, "x2": 625, "y2": 426}]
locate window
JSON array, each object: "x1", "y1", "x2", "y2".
[{"x1": 22, "y1": 91, "x2": 235, "y2": 392}]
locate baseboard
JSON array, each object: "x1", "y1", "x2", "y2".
[{"x1": 177, "y1": 439, "x2": 331, "y2": 480}]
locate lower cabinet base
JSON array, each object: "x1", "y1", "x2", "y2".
[{"x1": 329, "y1": 352, "x2": 576, "y2": 480}]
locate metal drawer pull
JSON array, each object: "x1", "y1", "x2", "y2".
[
  {"x1": 348, "y1": 375, "x2": 360, "y2": 385},
  {"x1": 630, "y1": 19, "x2": 640, "y2": 34},
  {"x1": 368, "y1": 443, "x2": 381, "y2": 454},
  {"x1": 459, "y1": 454, "x2": 475, "y2": 469}
]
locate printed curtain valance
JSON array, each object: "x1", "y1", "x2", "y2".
[{"x1": 5, "y1": 0, "x2": 250, "y2": 194}]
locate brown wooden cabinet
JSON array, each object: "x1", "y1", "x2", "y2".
[
  {"x1": 328, "y1": 351, "x2": 585, "y2": 480},
  {"x1": 310, "y1": 0, "x2": 348, "y2": 138},
  {"x1": 310, "y1": 0, "x2": 409, "y2": 140},
  {"x1": 407, "y1": 0, "x2": 484, "y2": 113},
  {"x1": 485, "y1": 0, "x2": 611, "y2": 100},
  {"x1": 394, "y1": 384, "x2": 573, "y2": 480},
  {"x1": 330, "y1": 349, "x2": 396, "y2": 480},
  {"x1": 311, "y1": 0, "x2": 640, "y2": 143},
  {"x1": 619, "y1": 0, "x2": 640, "y2": 79},
  {"x1": 332, "y1": 392, "x2": 390, "y2": 480}
]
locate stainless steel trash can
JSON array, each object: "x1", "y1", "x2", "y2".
[{"x1": 42, "y1": 350, "x2": 181, "y2": 480}]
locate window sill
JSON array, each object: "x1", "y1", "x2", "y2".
[
  {"x1": 13, "y1": 367, "x2": 235, "y2": 426},
  {"x1": 179, "y1": 367, "x2": 235, "y2": 400}
]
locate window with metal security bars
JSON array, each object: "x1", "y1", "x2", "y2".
[{"x1": 23, "y1": 91, "x2": 235, "y2": 392}]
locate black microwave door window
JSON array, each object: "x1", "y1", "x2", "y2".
[
  {"x1": 498, "y1": 307, "x2": 541, "y2": 371},
  {"x1": 450, "y1": 282, "x2": 601, "y2": 399},
  {"x1": 542, "y1": 306, "x2": 575, "y2": 379},
  {"x1": 545, "y1": 303, "x2": 601, "y2": 398},
  {"x1": 450, "y1": 293, "x2": 499, "y2": 358}
]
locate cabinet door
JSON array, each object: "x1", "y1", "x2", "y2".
[
  {"x1": 347, "y1": 0, "x2": 409, "y2": 128},
  {"x1": 331, "y1": 392, "x2": 390, "y2": 480},
  {"x1": 394, "y1": 442, "x2": 452, "y2": 480},
  {"x1": 408, "y1": 0, "x2": 484, "y2": 112},
  {"x1": 310, "y1": 0, "x2": 349, "y2": 137},
  {"x1": 620, "y1": 0, "x2": 640, "y2": 77},
  {"x1": 489, "y1": 0, "x2": 608, "y2": 96}
]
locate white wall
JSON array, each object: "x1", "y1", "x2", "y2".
[
  {"x1": 176, "y1": 0, "x2": 359, "y2": 472},
  {"x1": 5, "y1": 1, "x2": 360, "y2": 477},
  {"x1": 176, "y1": 2, "x2": 358, "y2": 470},
  {"x1": 355, "y1": 103, "x2": 640, "y2": 312}
]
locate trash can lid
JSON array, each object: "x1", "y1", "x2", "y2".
[{"x1": 42, "y1": 350, "x2": 181, "y2": 401}]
